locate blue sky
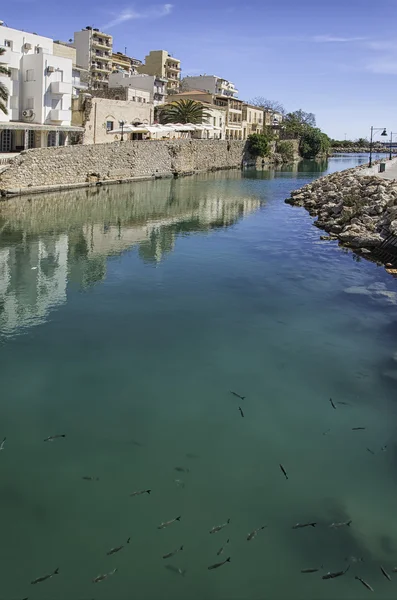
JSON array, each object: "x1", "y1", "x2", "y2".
[{"x1": 3, "y1": 0, "x2": 397, "y2": 139}]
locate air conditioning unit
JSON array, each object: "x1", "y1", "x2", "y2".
[
  {"x1": 47, "y1": 66, "x2": 55, "y2": 73},
  {"x1": 24, "y1": 42, "x2": 32, "y2": 51},
  {"x1": 22, "y1": 109, "x2": 34, "y2": 120}
]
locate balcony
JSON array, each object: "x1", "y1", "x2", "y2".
[
  {"x1": 50, "y1": 81, "x2": 72, "y2": 94},
  {"x1": 0, "y1": 47, "x2": 20, "y2": 70},
  {"x1": 166, "y1": 63, "x2": 181, "y2": 72},
  {"x1": 92, "y1": 64, "x2": 111, "y2": 73},
  {"x1": 92, "y1": 38, "x2": 112, "y2": 50},
  {"x1": 50, "y1": 109, "x2": 70, "y2": 121}
]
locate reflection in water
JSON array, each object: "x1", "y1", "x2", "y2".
[{"x1": 0, "y1": 173, "x2": 261, "y2": 335}]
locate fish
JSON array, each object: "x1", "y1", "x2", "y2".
[
  {"x1": 164, "y1": 565, "x2": 186, "y2": 577},
  {"x1": 158, "y1": 516, "x2": 181, "y2": 529},
  {"x1": 174, "y1": 479, "x2": 185, "y2": 489},
  {"x1": 0, "y1": 437, "x2": 6, "y2": 450},
  {"x1": 352, "y1": 427, "x2": 366, "y2": 431},
  {"x1": 208, "y1": 557, "x2": 231, "y2": 570},
  {"x1": 230, "y1": 391, "x2": 245, "y2": 400},
  {"x1": 238, "y1": 406, "x2": 244, "y2": 418},
  {"x1": 366, "y1": 448, "x2": 375, "y2": 455},
  {"x1": 186, "y1": 453, "x2": 199, "y2": 459},
  {"x1": 355, "y1": 575, "x2": 374, "y2": 592},
  {"x1": 31, "y1": 567, "x2": 59, "y2": 584},
  {"x1": 44, "y1": 434, "x2": 66, "y2": 442},
  {"x1": 329, "y1": 398, "x2": 336, "y2": 409},
  {"x1": 279, "y1": 464, "x2": 288, "y2": 480},
  {"x1": 329, "y1": 520, "x2": 352, "y2": 528},
  {"x1": 106, "y1": 546, "x2": 124, "y2": 556},
  {"x1": 301, "y1": 568, "x2": 321, "y2": 573},
  {"x1": 345, "y1": 556, "x2": 364, "y2": 563},
  {"x1": 380, "y1": 566, "x2": 391, "y2": 581},
  {"x1": 247, "y1": 526, "x2": 266, "y2": 541},
  {"x1": 210, "y1": 518, "x2": 231, "y2": 534},
  {"x1": 292, "y1": 522, "x2": 316, "y2": 529},
  {"x1": 93, "y1": 568, "x2": 117, "y2": 583},
  {"x1": 322, "y1": 565, "x2": 350, "y2": 580},
  {"x1": 130, "y1": 489, "x2": 151, "y2": 497},
  {"x1": 163, "y1": 545, "x2": 184, "y2": 559},
  {"x1": 381, "y1": 445, "x2": 388, "y2": 452},
  {"x1": 82, "y1": 476, "x2": 99, "y2": 481},
  {"x1": 217, "y1": 539, "x2": 230, "y2": 556},
  {"x1": 323, "y1": 429, "x2": 331, "y2": 436},
  {"x1": 174, "y1": 467, "x2": 190, "y2": 473},
  {"x1": 337, "y1": 401, "x2": 350, "y2": 406}
]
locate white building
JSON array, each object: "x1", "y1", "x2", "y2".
[
  {"x1": 0, "y1": 22, "x2": 83, "y2": 152},
  {"x1": 108, "y1": 72, "x2": 167, "y2": 105},
  {"x1": 182, "y1": 75, "x2": 238, "y2": 98}
]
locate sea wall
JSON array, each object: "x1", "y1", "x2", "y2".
[
  {"x1": 0, "y1": 140, "x2": 251, "y2": 197},
  {"x1": 285, "y1": 158, "x2": 397, "y2": 269}
]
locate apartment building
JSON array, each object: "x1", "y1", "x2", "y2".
[
  {"x1": 53, "y1": 41, "x2": 89, "y2": 96},
  {"x1": 242, "y1": 103, "x2": 264, "y2": 138},
  {"x1": 138, "y1": 50, "x2": 181, "y2": 93},
  {"x1": 182, "y1": 75, "x2": 238, "y2": 98},
  {"x1": 109, "y1": 72, "x2": 167, "y2": 105},
  {"x1": 166, "y1": 91, "x2": 226, "y2": 139},
  {"x1": 73, "y1": 26, "x2": 113, "y2": 88},
  {"x1": 0, "y1": 23, "x2": 82, "y2": 152}
]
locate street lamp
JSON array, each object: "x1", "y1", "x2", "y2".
[
  {"x1": 389, "y1": 131, "x2": 396, "y2": 161},
  {"x1": 369, "y1": 126, "x2": 387, "y2": 167},
  {"x1": 119, "y1": 120, "x2": 126, "y2": 142}
]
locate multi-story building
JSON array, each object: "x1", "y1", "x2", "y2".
[
  {"x1": 53, "y1": 41, "x2": 89, "y2": 96},
  {"x1": 109, "y1": 72, "x2": 167, "y2": 105},
  {"x1": 111, "y1": 51, "x2": 142, "y2": 75},
  {"x1": 73, "y1": 26, "x2": 113, "y2": 89},
  {"x1": 138, "y1": 50, "x2": 181, "y2": 93},
  {"x1": 167, "y1": 91, "x2": 226, "y2": 139},
  {"x1": 0, "y1": 23, "x2": 82, "y2": 153},
  {"x1": 165, "y1": 89, "x2": 243, "y2": 139},
  {"x1": 182, "y1": 75, "x2": 238, "y2": 98},
  {"x1": 264, "y1": 110, "x2": 283, "y2": 127},
  {"x1": 242, "y1": 103, "x2": 264, "y2": 138}
]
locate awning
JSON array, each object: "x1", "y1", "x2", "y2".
[{"x1": 0, "y1": 121, "x2": 83, "y2": 132}]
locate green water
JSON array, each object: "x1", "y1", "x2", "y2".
[{"x1": 1, "y1": 155, "x2": 397, "y2": 600}]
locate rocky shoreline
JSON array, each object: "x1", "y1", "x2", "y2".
[
  {"x1": 285, "y1": 163, "x2": 397, "y2": 273},
  {"x1": 331, "y1": 147, "x2": 391, "y2": 154}
]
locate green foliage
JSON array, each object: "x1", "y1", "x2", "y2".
[
  {"x1": 299, "y1": 128, "x2": 330, "y2": 159},
  {"x1": 276, "y1": 141, "x2": 295, "y2": 161},
  {"x1": 158, "y1": 99, "x2": 211, "y2": 125},
  {"x1": 247, "y1": 133, "x2": 271, "y2": 157},
  {"x1": 0, "y1": 47, "x2": 11, "y2": 115}
]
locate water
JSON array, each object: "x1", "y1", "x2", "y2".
[{"x1": 1, "y1": 155, "x2": 397, "y2": 600}]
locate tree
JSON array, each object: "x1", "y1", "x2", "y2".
[
  {"x1": 249, "y1": 97, "x2": 285, "y2": 115},
  {"x1": 247, "y1": 133, "x2": 272, "y2": 157},
  {"x1": 289, "y1": 109, "x2": 316, "y2": 127},
  {"x1": 0, "y1": 48, "x2": 11, "y2": 115},
  {"x1": 299, "y1": 128, "x2": 330, "y2": 158},
  {"x1": 158, "y1": 99, "x2": 211, "y2": 124}
]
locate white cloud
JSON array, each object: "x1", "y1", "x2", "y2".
[
  {"x1": 366, "y1": 59, "x2": 397, "y2": 75},
  {"x1": 102, "y1": 3, "x2": 173, "y2": 29},
  {"x1": 368, "y1": 41, "x2": 397, "y2": 51},
  {"x1": 312, "y1": 35, "x2": 366, "y2": 43}
]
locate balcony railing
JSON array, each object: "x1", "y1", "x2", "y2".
[
  {"x1": 49, "y1": 109, "x2": 70, "y2": 121},
  {"x1": 92, "y1": 38, "x2": 111, "y2": 49},
  {"x1": 50, "y1": 81, "x2": 72, "y2": 94}
]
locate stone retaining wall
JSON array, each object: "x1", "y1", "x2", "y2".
[{"x1": 0, "y1": 140, "x2": 250, "y2": 197}]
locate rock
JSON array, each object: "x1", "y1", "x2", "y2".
[{"x1": 359, "y1": 248, "x2": 371, "y2": 254}]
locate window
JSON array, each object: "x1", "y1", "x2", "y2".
[
  {"x1": 26, "y1": 97, "x2": 34, "y2": 109},
  {"x1": 25, "y1": 69, "x2": 34, "y2": 81},
  {"x1": 213, "y1": 117, "x2": 216, "y2": 126},
  {"x1": 4, "y1": 40, "x2": 12, "y2": 49},
  {"x1": 106, "y1": 121, "x2": 114, "y2": 131}
]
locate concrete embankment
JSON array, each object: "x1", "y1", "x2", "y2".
[
  {"x1": 285, "y1": 158, "x2": 397, "y2": 270},
  {"x1": 0, "y1": 140, "x2": 258, "y2": 198}
]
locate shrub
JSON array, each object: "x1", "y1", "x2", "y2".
[
  {"x1": 247, "y1": 133, "x2": 271, "y2": 157},
  {"x1": 276, "y1": 141, "x2": 295, "y2": 161}
]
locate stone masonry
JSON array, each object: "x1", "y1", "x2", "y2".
[{"x1": 0, "y1": 140, "x2": 250, "y2": 196}]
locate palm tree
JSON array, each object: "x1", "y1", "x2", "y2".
[
  {"x1": 0, "y1": 47, "x2": 11, "y2": 115},
  {"x1": 159, "y1": 99, "x2": 211, "y2": 125}
]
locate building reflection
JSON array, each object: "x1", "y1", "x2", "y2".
[{"x1": 0, "y1": 173, "x2": 261, "y2": 335}]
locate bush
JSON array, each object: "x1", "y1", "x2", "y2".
[
  {"x1": 299, "y1": 129, "x2": 330, "y2": 158},
  {"x1": 276, "y1": 141, "x2": 295, "y2": 161},
  {"x1": 247, "y1": 133, "x2": 271, "y2": 157}
]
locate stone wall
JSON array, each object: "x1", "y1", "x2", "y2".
[{"x1": 0, "y1": 140, "x2": 250, "y2": 196}]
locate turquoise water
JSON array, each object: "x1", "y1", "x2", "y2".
[{"x1": 1, "y1": 155, "x2": 397, "y2": 600}]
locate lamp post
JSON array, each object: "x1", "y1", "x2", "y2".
[
  {"x1": 369, "y1": 126, "x2": 387, "y2": 167},
  {"x1": 389, "y1": 132, "x2": 396, "y2": 161},
  {"x1": 119, "y1": 120, "x2": 126, "y2": 142}
]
